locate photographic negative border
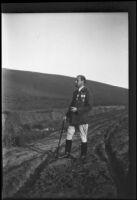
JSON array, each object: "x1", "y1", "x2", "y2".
[{"x1": 1, "y1": 2, "x2": 136, "y2": 199}]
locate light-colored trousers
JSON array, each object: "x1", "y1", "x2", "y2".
[{"x1": 66, "y1": 124, "x2": 88, "y2": 143}]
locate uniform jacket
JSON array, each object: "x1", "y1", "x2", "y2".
[{"x1": 66, "y1": 86, "x2": 93, "y2": 126}]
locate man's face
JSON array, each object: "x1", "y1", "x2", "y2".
[{"x1": 75, "y1": 76, "x2": 84, "y2": 88}]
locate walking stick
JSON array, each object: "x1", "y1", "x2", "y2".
[{"x1": 55, "y1": 119, "x2": 66, "y2": 158}]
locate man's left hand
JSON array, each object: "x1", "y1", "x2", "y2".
[{"x1": 70, "y1": 107, "x2": 78, "y2": 112}]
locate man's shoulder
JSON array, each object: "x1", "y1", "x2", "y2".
[
  {"x1": 81, "y1": 87, "x2": 89, "y2": 93},
  {"x1": 81, "y1": 87, "x2": 93, "y2": 97},
  {"x1": 73, "y1": 89, "x2": 79, "y2": 94},
  {"x1": 73, "y1": 87, "x2": 91, "y2": 94}
]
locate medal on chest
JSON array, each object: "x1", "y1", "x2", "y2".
[
  {"x1": 76, "y1": 94, "x2": 79, "y2": 101},
  {"x1": 81, "y1": 94, "x2": 86, "y2": 102},
  {"x1": 76, "y1": 92, "x2": 86, "y2": 102}
]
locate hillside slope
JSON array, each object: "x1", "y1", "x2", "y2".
[{"x1": 2, "y1": 68, "x2": 128, "y2": 111}]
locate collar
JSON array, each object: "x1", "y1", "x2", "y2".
[{"x1": 78, "y1": 86, "x2": 85, "y2": 92}]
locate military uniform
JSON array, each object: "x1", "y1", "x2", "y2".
[
  {"x1": 64, "y1": 86, "x2": 93, "y2": 159},
  {"x1": 66, "y1": 86, "x2": 92, "y2": 126}
]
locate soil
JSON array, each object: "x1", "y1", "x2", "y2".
[{"x1": 2, "y1": 106, "x2": 129, "y2": 199}]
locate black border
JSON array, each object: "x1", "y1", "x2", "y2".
[
  {"x1": 1, "y1": 2, "x2": 136, "y2": 13},
  {"x1": 1, "y1": 1, "x2": 136, "y2": 200}
]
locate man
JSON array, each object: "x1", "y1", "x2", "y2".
[{"x1": 62, "y1": 75, "x2": 93, "y2": 160}]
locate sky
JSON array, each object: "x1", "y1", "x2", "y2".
[{"x1": 2, "y1": 13, "x2": 128, "y2": 88}]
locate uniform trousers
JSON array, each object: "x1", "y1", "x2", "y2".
[{"x1": 66, "y1": 124, "x2": 88, "y2": 143}]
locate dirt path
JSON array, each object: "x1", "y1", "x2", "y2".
[{"x1": 2, "y1": 106, "x2": 129, "y2": 199}]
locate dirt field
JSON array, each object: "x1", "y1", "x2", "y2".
[{"x1": 2, "y1": 106, "x2": 129, "y2": 199}]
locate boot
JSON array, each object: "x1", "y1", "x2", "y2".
[
  {"x1": 65, "y1": 139, "x2": 72, "y2": 155},
  {"x1": 59, "y1": 139, "x2": 72, "y2": 158},
  {"x1": 80, "y1": 142, "x2": 87, "y2": 160}
]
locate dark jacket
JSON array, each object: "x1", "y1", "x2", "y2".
[{"x1": 66, "y1": 86, "x2": 93, "y2": 126}]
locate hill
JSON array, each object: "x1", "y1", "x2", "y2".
[{"x1": 2, "y1": 68, "x2": 128, "y2": 111}]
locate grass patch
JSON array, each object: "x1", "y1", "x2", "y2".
[{"x1": 2, "y1": 110, "x2": 64, "y2": 148}]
